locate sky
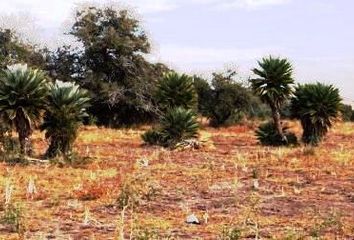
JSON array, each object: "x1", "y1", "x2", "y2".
[{"x1": 0, "y1": 0, "x2": 354, "y2": 101}]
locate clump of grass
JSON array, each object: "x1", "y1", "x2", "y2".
[
  {"x1": 49, "y1": 152, "x2": 93, "y2": 167},
  {"x1": 1, "y1": 202, "x2": 26, "y2": 233},
  {"x1": 302, "y1": 146, "x2": 316, "y2": 156},
  {"x1": 117, "y1": 173, "x2": 161, "y2": 209},
  {"x1": 218, "y1": 225, "x2": 242, "y2": 240},
  {"x1": 309, "y1": 210, "x2": 344, "y2": 238},
  {"x1": 331, "y1": 146, "x2": 352, "y2": 166},
  {"x1": 134, "y1": 227, "x2": 160, "y2": 240}
]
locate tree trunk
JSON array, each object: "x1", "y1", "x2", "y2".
[
  {"x1": 270, "y1": 104, "x2": 286, "y2": 141},
  {"x1": 14, "y1": 110, "x2": 33, "y2": 156}
]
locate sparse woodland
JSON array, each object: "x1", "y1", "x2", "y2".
[{"x1": 0, "y1": 5, "x2": 353, "y2": 240}]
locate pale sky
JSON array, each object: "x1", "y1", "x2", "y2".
[{"x1": 0, "y1": 0, "x2": 353, "y2": 101}]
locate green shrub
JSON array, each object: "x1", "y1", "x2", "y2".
[
  {"x1": 141, "y1": 129, "x2": 163, "y2": 146},
  {"x1": 291, "y1": 83, "x2": 341, "y2": 145},
  {"x1": 256, "y1": 121, "x2": 298, "y2": 146},
  {"x1": 339, "y1": 104, "x2": 354, "y2": 122},
  {"x1": 142, "y1": 107, "x2": 199, "y2": 148},
  {"x1": 159, "y1": 107, "x2": 199, "y2": 147}
]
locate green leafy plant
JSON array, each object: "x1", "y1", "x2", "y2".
[
  {"x1": 251, "y1": 56, "x2": 294, "y2": 141},
  {"x1": 142, "y1": 108, "x2": 199, "y2": 148},
  {"x1": 256, "y1": 121, "x2": 297, "y2": 146},
  {"x1": 40, "y1": 80, "x2": 90, "y2": 158},
  {"x1": 156, "y1": 72, "x2": 197, "y2": 110},
  {"x1": 291, "y1": 83, "x2": 341, "y2": 145},
  {"x1": 0, "y1": 64, "x2": 48, "y2": 155}
]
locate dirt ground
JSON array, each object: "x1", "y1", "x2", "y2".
[{"x1": 0, "y1": 121, "x2": 353, "y2": 239}]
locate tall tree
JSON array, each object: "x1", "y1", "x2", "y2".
[
  {"x1": 67, "y1": 6, "x2": 168, "y2": 126},
  {"x1": 0, "y1": 29, "x2": 47, "y2": 70},
  {"x1": 251, "y1": 56, "x2": 294, "y2": 140}
]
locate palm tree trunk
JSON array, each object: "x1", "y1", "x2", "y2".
[
  {"x1": 270, "y1": 104, "x2": 286, "y2": 141},
  {"x1": 14, "y1": 111, "x2": 33, "y2": 156}
]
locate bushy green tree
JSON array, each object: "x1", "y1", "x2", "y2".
[
  {"x1": 339, "y1": 104, "x2": 354, "y2": 122},
  {"x1": 194, "y1": 71, "x2": 258, "y2": 127},
  {"x1": 208, "y1": 71, "x2": 253, "y2": 126},
  {"x1": 41, "y1": 81, "x2": 90, "y2": 158},
  {"x1": 0, "y1": 64, "x2": 48, "y2": 155},
  {"x1": 193, "y1": 75, "x2": 213, "y2": 116},
  {"x1": 291, "y1": 83, "x2": 342, "y2": 145},
  {"x1": 67, "y1": 6, "x2": 169, "y2": 127},
  {"x1": 251, "y1": 56, "x2": 294, "y2": 140}
]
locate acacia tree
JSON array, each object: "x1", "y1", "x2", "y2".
[
  {"x1": 251, "y1": 56, "x2": 294, "y2": 140},
  {"x1": 0, "y1": 64, "x2": 48, "y2": 155}
]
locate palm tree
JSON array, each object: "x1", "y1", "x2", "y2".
[
  {"x1": 251, "y1": 56, "x2": 294, "y2": 140},
  {"x1": 41, "y1": 81, "x2": 90, "y2": 158},
  {"x1": 156, "y1": 72, "x2": 197, "y2": 111},
  {"x1": 0, "y1": 64, "x2": 48, "y2": 155},
  {"x1": 291, "y1": 83, "x2": 341, "y2": 145}
]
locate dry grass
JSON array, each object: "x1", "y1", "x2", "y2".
[{"x1": 0, "y1": 121, "x2": 353, "y2": 239}]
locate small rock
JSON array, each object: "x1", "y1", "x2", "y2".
[
  {"x1": 186, "y1": 214, "x2": 200, "y2": 225},
  {"x1": 253, "y1": 179, "x2": 259, "y2": 190}
]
